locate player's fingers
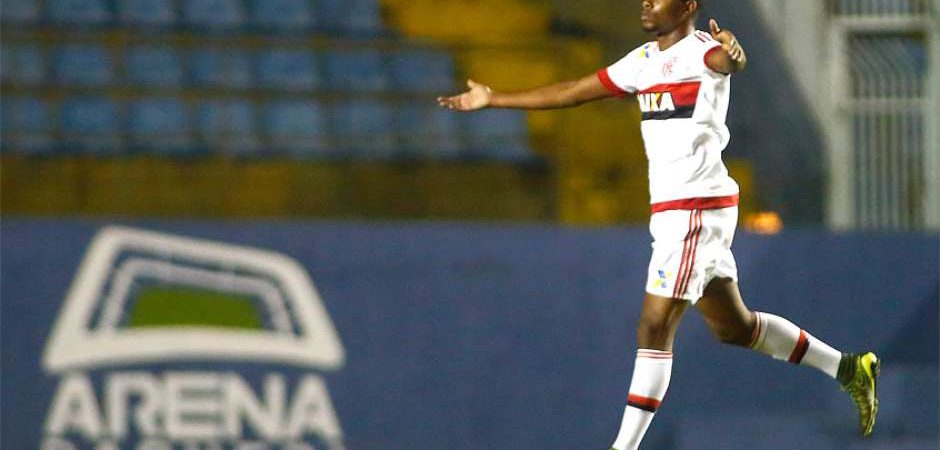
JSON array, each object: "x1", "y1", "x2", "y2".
[
  {"x1": 467, "y1": 79, "x2": 480, "y2": 89},
  {"x1": 709, "y1": 19, "x2": 721, "y2": 38}
]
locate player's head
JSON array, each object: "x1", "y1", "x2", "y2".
[{"x1": 640, "y1": 0, "x2": 700, "y2": 35}]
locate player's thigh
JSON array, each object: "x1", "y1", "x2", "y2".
[{"x1": 695, "y1": 278, "x2": 755, "y2": 340}]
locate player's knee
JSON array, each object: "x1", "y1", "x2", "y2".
[
  {"x1": 636, "y1": 316, "x2": 674, "y2": 345},
  {"x1": 708, "y1": 322, "x2": 752, "y2": 347}
]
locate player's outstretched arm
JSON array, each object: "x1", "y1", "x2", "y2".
[
  {"x1": 437, "y1": 73, "x2": 613, "y2": 112},
  {"x1": 705, "y1": 18, "x2": 748, "y2": 74}
]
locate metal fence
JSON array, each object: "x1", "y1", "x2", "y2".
[
  {"x1": 827, "y1": 0, "x2": 939, "y2": 230},
  {"x1": 831, "y1": 0, "x2": 933, "y2": 16}
]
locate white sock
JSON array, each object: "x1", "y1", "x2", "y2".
[
  {"x1": 749, "y1": 311, "x2": 843, "y2": 379},
  {"x1": 611, "y1": 349, "x2": 673, "y2": 450}
]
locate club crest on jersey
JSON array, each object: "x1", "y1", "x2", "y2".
[
  {"x1": 637, "y1": 81, "x2": 701, "y2": 121},
  {"x1": 662, "y1": 56, "x2": 678, "y2": 76}
]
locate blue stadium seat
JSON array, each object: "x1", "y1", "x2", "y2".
[
  {"x1": 257, "y1": 48, "x2": 319, "y2": 91},
  {"x1": 128, "y1": 98, "x2": 193, "y2": 154},
  {"x1": 397, "y1": 104, "x2": 461, "y2": 159},
  {"x1": 60, "y1": 97, "x2": 122, "y2": 153},
  {"x1": 48, "y1": 0, "x2": 112, "y2": 25},
  {"x1": 126, "y1": 46, "x2": 183, "y2": 87},
  {"x1": 199, "y1": 100, "x2": 261, "y2": 155},
  {"x1": 190, "y1": 48, "x2": 253, "y2": 89},
  {"x1": 332, "y1": 100, "x2": 396, "y2": 159},
  {"x1": 317, "y1": 0, "x2": 382, "y2": 35},
  {"x1": 1, "y1": 0, "x2": 41, "y2": 24},
  {"x1": 119, "y1": 0, "x2": 176, "y2": 27},
  {"x1": 464, "y1": 109, "x2": 533, "y2": 161},
  {"x1": 54, "y1": 44, "x2": 113, "y2": 86},
  {"x1": 249, "y1": 0, "x2": 314, "y2": 31},
  {"x1": 1, "y1": 43, "x2": 45, "y2": 86},
  {"x1": 182, "y1": 0, "x2": 244, "y2": 29},
  {"x1": 264, "y1": 100, "x2": 329, "y2": 157},
  {"x1": 1, "y1": 97, "x2": 53, "y2": 154},
  {"x1": 323, "y1": 50, "x2": 388, "y2": 92},
  {"x1": 388, "y1": 49, "x2": 456, "y2": 93}
]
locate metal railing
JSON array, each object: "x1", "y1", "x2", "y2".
[
  {"x1": 830, "y1": 0, "x2": 933, "y2": 16},
  {"x1": 826, "y1": 0, "x2": 938, "y2": 230}
]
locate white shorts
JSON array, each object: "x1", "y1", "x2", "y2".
[{"x1": 646, "y1": 206, "x2": 738, "y2": 303}]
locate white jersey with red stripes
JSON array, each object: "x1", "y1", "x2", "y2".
[{"x1": 597, "y1": 30, "x2": 739, "y2": 212}]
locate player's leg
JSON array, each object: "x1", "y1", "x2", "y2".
[
  {"x1": 695, "y1": 277, "x2": 879, "y2": 436},
  {"x1": 610, "y1": 293, "x2": 689, "y2": 450}
]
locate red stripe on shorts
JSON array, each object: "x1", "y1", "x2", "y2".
[
  {"x1": 672, "y1": 211, "x2": 697, "y2": 298},
  {"x1": 678, "y1": 210, "x2": 704, "y2": 298},
  {"x1": 674, "y1": 210, "x2": 702, "y2": 298}
]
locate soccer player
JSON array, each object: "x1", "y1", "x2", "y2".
[{"x1": 437, "y1": 0, "x2": 879, "y2": 448}]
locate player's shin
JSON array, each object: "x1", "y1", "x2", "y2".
[
  {"x1": 611, "y1": 349, "x2": 672, "y2": 450},
  {"x1": 748, "y1": 311, "x2": 843, "y2": 379}
]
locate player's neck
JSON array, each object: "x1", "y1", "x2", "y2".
[{"x1": 655, "y1": 23, "x2": 695, "y2": 51}]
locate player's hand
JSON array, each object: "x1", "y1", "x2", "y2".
[
  {"x1": 437, "y1": 79, "x2": 492, "y2": 111},
  {"x1": 709, "y1": 19, "x2": 745, "y2": 64}
]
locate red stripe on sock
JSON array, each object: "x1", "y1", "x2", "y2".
[
  {"x1": 788, "y1": 330, "x2": 810, "y2": 364},
  {"x1": 748, "y1": 312, "x2": 763, "y2": 349},
  {"x1": 627, "y1": 394, "x2": 662, "y2": 412},
  {"x1": 637, "y1": 351, "x2": 674, "y2": 359}
]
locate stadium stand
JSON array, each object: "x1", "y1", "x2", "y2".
[
  {"x1": 317, "y1": 0, "x2": 383, "y2": 35},
  {"x1": 60, "y1": 96, "x2": 122, "y2": 153},
  {"x1": 388, "y1": 49, "x2": 457, "y2": 93},
  {"x1": 323, "y1": 49, "x2": 389, "y2": 92},
  {"x1": 190, "y1": 47, "x2": 254, "y2": 89},
  {"x1": 48, "y1": 0, "x2": 112, "y2": 25},
  {"x1": 119, "y1": 0, "x2": 177, "y2": 27},
  {"x1": 397, "y1": 104, "x2": 462, "y2": 159},
  {"x1": 0, "y1": 0, "x2": 539, "y2": 164},
  {"x1": 1, "y1": 97, "x2": 53, "y2": 153},
  {"x1": 128, "y1": 98, "x2": 193, "y2": 154},
  {"x1": 182, "y1": 0, "x2": 245, "y2": 29},
  {"x1": 54, "y1": 44, "x2": 113, "y2": 87},
  {"x1": 264, "y1": 100, "x2": 329, "y2": 157},
  {"x1": 464, "y1": 109, "x2": 532, "y2": 162},
  {"x1": 257, "y1": 48, "x2": 320, "y2": 91},
  {"x1": 0, "y1": 0, "x2": 41, "y2": 24},
  {"x1": 126, "y1": 46, "x2": 185, "y2": 87},
  {"x1": 332, "y1": 100, "x2": 397, "y2": 159},
  {"x1": 1, "y1": 43, "x2": 45, "y2": 86},
  {"x1": 249, "y1": 0, "x2": 316, "y2": 32},
  {"x1": 199, "y1": 99, "x2": 261, "y2": 155}
]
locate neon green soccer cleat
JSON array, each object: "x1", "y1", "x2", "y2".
[{"x1": 840, "y1": 352, "x2": 880, "y2": 437}]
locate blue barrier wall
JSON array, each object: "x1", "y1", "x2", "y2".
[{"x1": 2, "y1": 219, "x2": 937, "y2": 450}]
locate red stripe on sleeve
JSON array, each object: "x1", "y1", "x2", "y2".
[
  {"x1": 704, "y1": 45, "x2": 727, "y2": 73},
  {"x1": 597, "y1": 68, "x2": 629, "y2": 98}
]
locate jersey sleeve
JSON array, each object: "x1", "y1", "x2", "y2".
[
  {"x1": 693, "y1": 30, "x2": 726, "y2": 75},
  {"x1": 596, "y1": 44, "x2": 648, "y2": 98}
]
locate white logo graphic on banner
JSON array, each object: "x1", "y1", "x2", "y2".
[{"x1": 41, "y1": 226, "x2": 346, "y2": 450}]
